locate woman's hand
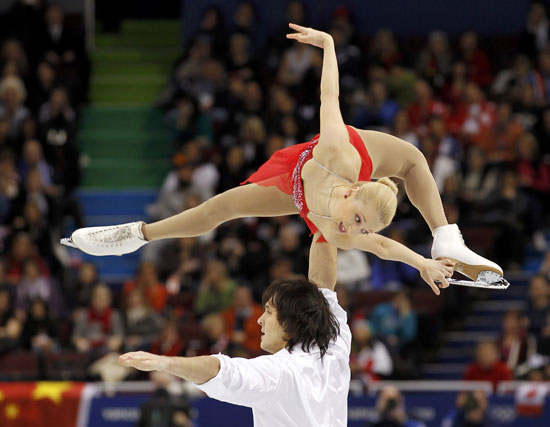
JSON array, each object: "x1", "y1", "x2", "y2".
[
  {"x1": 286, "y1": 23, "x2": 332, "y2": 49},
  {"x1": 419, "y1": 258, "x2": 455, "y2": 295}
]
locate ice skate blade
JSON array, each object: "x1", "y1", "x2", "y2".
[
  {"x1": 436, "y1": 257, "x2": 503, "y2": 281},
  {"x1": 448, "y1": 270, "x2": 510, "y2": 290},
  {"x1": 60, "y1": 237, "x2": 77, "y2": 248}
]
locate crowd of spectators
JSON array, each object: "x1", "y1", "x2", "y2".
[
  {"x1": 0, "y1": 0, "x2": 549, "y2": 386},
  {"x1": 0, "y1": 0, "x2": 91, "y2": 369}
]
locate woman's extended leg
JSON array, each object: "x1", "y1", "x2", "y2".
[
  {"x1": 143, "y1": 184, "x2": 298, "y2": 240},
  {"x1": 361, "y1": 130, "x2": 447, "y2": 231},
  {"x1": 64, "y1": 184, "x2": 298, "y2": 256}
]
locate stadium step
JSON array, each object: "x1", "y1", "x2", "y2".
[
  {"x1": 471, "y1": 300, "x2": 527, "y2": 314},
  {"x1": 80, "y1": 105, "x2": 167, "y2": 129},
  {"x1": 436, "y1": 348, "x2": 474, "y2": 364},
  {"x1": 72, "y1": 190, "x2": 157, "y2": 283},
  {"x1": 81, "y1": 19, "x2": 179, "y2": 188},
  {"x1": 78, "y1": 107, "x2": 172, "y2": 188},
  {"x1": 74, "y1": 20, "x2": 180, "y2": 281},
  {"x1": 90, "y1": 19, "x2": 180, "y2": 105},
  {"x1": 462, "y1": 315, "x2": 502, "y2": 332},
  {"x1": 422, "y1": 363, "x2": 466, "y2": 380},
  {"x1": 422, "y1": 272, "x2": 532, "y2": 380},
  {"x1": 443, "y1": 331, "x2": 499, "y2": 346}
]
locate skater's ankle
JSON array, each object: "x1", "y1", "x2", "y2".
[
  {"x1": 139, "y1": 222, "x2": 150, "y2": 241},
  {"x1": 432, "y1": 222, "x2": 451, "y2": 231}
]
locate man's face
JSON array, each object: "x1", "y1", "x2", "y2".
[{"x1": 257, "y1": 301, "x2": 287, "y2": 354}]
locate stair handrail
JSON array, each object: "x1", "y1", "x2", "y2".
[{"x1": 84, "y1": 0, "x2": 95, "y2": 53}]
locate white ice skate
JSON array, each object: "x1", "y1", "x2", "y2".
[
  {"x1": 60, "y1": 221, "x2": 148, "y2": 256},
  {"x1": 431, "y1": 224, "x2": 510, "y2": 290}
]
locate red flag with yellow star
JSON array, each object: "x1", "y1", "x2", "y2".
[{"x1": 0, "y1": 382, "x2": 86, "y2": 427}]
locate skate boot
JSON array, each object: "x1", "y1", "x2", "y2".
[
  {"x1": 60, "y1": 221, "x2": 148, "y2": 256},
  {"x1": 431, "y1": 224, "x2": 509, "y2": 289}
]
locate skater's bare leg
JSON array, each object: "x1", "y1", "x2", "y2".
[
  {"x1": 142, "y1": 184, "x2": 297, "y2": 241},
  {"x1": 402, "y1": 149, "x2": 448, "y2": 232},
  {"x1": 359, "y1": 130, "x2": 447, "y2": 231}
]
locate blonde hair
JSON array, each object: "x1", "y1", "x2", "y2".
[
  {"x1": 355, "y1": 177, "x2": 398, "y2": 227},
  {"x1": 0, "y1": 76, "x2": 26, "y2": 103}
]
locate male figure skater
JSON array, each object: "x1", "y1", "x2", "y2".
[{"x1": 119, "y1": 233, "x2": 351, "y2": 426}]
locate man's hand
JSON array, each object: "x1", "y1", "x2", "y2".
[
  {"x1": 286, "y1": 23, "x2": 332, "y2": 49},
  {"x1": 118, "y1": 351, "x2": 169, "y2": 372},
  {"x1": 419, "y1": 258, "x2": 455, "y2": 295}
]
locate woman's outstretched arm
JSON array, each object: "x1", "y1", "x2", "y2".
[
  {"x1": 286, "y1": 24, "x2": 347, "y2": 142},
  {"x1": 333, "y1": 232, "x2": 454, "y2": 295}
]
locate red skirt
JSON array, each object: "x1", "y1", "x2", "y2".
[{"x1": 240, "y1": 141, "x2": 316, "y2": 194}]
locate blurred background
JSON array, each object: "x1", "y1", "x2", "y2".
[{"x1": 0, "y1": 0, "x2": 549, "y2": 426}]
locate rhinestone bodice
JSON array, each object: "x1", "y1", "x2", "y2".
[{"x1": 292, "y1": 140, "x2": 317, "y2": 217}]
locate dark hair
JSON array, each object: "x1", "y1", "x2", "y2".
[{"x1": 262, "y1": 279, "x2": 339, "y2": 358}]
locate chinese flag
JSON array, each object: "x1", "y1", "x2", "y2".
[{"x1": 0, "y1": 382, "x2": 86, "y2": 427}]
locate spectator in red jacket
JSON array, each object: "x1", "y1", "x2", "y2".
[
  {"x1": 453, "y1": 83, "x2": 496, "y2": 146},
  {"x1": 517, "y1": 132, "x2": 550, "y2": 193},
  {"x1": 370, "y1": 29, "x2": 403, "y2": 71},
  {"x1": 497, "y1": 310, "x2": 534, "y2": 372},
  {"x1": 5, "y1": 232, "x2": 50, "y2": 284},
  {"x1": 72, "y1": 283, "x2": 124, "y2": 354},
  {"x1": 122, "y1": 261, "x2": 167, "y2": 313},
  {"x1": 458, "y1": 31, "x2": 492, "y2": 88},
  {"x1": 533, "y1": 49, "x2": 550, "y2": 106},
  {"x1": 406, "y1": 79, "x2": 449, "y2": 135},
  {"x1": 150, "y1": 320, "x2": 186, "y2": 357},
  {"x1": 464, "y1": 340, "x2": 513, "y2": 389},
  {"x1": 473, "y1": 100, "x2": 523, "y2": 164},
  {"x1": 222, "y1": 285, "x2": 263, "y2": 355}
]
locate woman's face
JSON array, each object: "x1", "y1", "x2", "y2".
[
  {"x1": 430, "y1": 36, "x2": 446, "y2": 55},
  {"x1": 31, "y1": 300, "x2": 46, "y2": 319},
  {"x1": 127, "y1": 290, "x2": 145, "y2": 310},
  {"x1": 12, "y1": 235, "x2": 32, "y2": 259},
  {"x1": 0, "y1": 291, "x2": 9, "y2": 312},
  {"x1": 24, "y1": 261, "x2": 39, "y2": 279},
  {"x1": 91, "y1": 287, "x2": 111, "y2": 312},
  {"x1": 331, "y1": 190, "x2": 385, "y2": 236},
  {"x1": 518, "y1": 136, "x2": 536, "y2": 160},
  {"x1": 80, "y1": 263, "x2": 97, "y2": 284},
  {"x1": 202, "y1": 9, "x2": 219, "y2": 30}
]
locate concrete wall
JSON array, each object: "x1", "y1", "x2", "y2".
[
  {"x1": 0, "y1": 0, "x2": 85, "y2": 14},
  {"x1": 181, "y1": 0, "x2": 531, "y2": 43}
]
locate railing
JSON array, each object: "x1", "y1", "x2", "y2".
[
  {"x1": 84, "y1": 0, "x2": 95, "y2": 53},
  {"x1": 0, "y1": 380, "x2": 547, "y2": 427}
]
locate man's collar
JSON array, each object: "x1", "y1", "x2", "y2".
[{"x1": 274, "y1": 344, "x2": 321, "y2": 357}]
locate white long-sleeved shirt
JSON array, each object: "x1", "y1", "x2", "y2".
[{"x1": 195, "y1": 288, "x2": 351, "y2": 426}]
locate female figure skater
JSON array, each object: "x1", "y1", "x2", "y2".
[{"x1": 64, "y1": 24, "x2": 504, "y2": 294}]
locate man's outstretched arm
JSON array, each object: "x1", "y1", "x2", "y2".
[
  {"x1": 308, "y1": 232, "x2": 338, "y2": 291},
  {"x1": 119, "y1": 351, "x2": 279, "y2": 407},
  {"x1": 119, "y1": 352, "x2": 220, "y2": 384}
]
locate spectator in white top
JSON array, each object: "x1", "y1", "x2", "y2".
[
  {"x1": 351, "y1": 319, "x2": 393, "y2": 384},
  {"x1": 337, "y1": 248, "x2": 370, "y2": 290},
  {"x1": 119, "y1": 234, "x2": 351, "y2": 427}
]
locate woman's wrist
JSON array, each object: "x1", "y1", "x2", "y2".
[
  {"x1": 322, "y1": 34, "x2": 334, "y2": 49},
  {"x1": 414, "y1": 256, "x2": 429, "y2": 272}
]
